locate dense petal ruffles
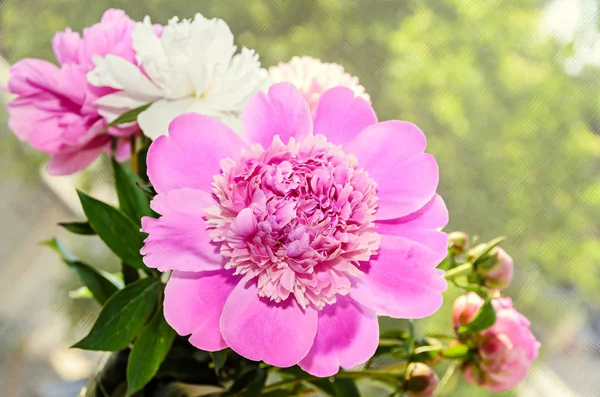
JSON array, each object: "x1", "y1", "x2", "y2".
[
  {"x1": 299, "y1": 296, "x2": 379, "y2": 377},
  {"x1": 141, "y1": 188, "x2": 222, "y2": 272},
  {"x1": 220, "y1": 280, "x2": 318, "y2": 367},
  {"x1": 164, "y1": 270, "x2": 238, "y2": 351},
  {"x1": 350, "y1": 235, "x2": 447, "y2": 319},
  {"x1": 147, "y1": 113, "x2": 247, "y2": 194}
]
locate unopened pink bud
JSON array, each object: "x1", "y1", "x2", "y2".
[{"x1": 405, "y1": 362, "x2": 439, "y2": 397}]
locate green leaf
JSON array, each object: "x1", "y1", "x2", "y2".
[
  {"x1": 126, "y1": 309, "x2": 176, "y2": 396},
  {"x1": 68, "y1": 286, "x2": 94, "y2": 300},
  {"x1": 159, "y1": 383, "x2": 225, "y2": 397},
  {"x1": 122, "y1": 263, "x2": 140, "y2": 285},
  {"x1": 458, "y1": 298, "x2": 497, "y2": 334},
  {"x1": 228, "y1": 367, "x2": 266, "y2": 396},
  {"x1": 59, "y1": 221, "x2": 96, "y2": 235},
  {"x1": 471, "y1": 236, "x2": 506, "y2": 266},
  {"x1": 434, "y1": 363, "x2": 461, "y2": 396},
  {"x1": 66, "y1": 260, "x2": 123, "y2": 305},
  {"x1": 112, "y1": 159, "x2": 153, "y2": 224},
  {"x1": 135, "y1": 182, "x2": 157, "y2": 198},
  {"x1": 77, "y1": 191, "x2": 147, "y2": 269},
  {"x1": 73, "y1": 277, "x2": 161, "y2": 351},
  {"x1": 44, "y1": 237, "x2": 123, "y2": 304},
  {"x1": 210, "y1": 350, "x2": 228, "y2": 373},
  {"x1": 42, "y1": 237, "x2": 76, "y2": 261},
  {"x1": 310, "y1": 378, "x2": 360, "y2": 397},
  {"x1": 262, "y1": 391, "x2": 296, "y2": 397},
  {"x1": 102, "y1": 103, "x2": 152, "y2": 132},
  {"x1": 442, "y1": 344, "x2": 470, "y2": 359},
  {"x1": 137, "y1": 145, "x2": 150, "y2": 184}
]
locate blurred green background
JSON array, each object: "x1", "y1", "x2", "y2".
[{"x1": 0, "y1": 0, "x2": 599, "y2": 396}]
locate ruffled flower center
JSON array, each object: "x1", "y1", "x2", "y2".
[{"x1": 205, "y1": 134, "x2": 380, "y2": 309}]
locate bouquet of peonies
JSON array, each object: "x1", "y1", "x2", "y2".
[{"x1": 6, "y1": 9, "x2": 540, "y2": 397}]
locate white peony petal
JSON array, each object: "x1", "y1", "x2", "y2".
[
  {"x1": 104, "y1": 55, "x2": 162, "y2": 98},
  {"x1": 132, "y1": 16, "x2": 172, "y2": 90},
  {"x1": 92, "y1": 12, "x2": 268, "y2": 134}
]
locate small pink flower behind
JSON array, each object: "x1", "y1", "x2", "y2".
[
  {"x1": 452, "y1": 293, "x2": 540, "y2": 391},
  {"x1": 269, "y1": 56, "x2": 370, "y2": 112},
  {"x1": 141, "y1": 82, "x2": 448, "y2": 376},
  {"x1": 6, "y1": 9, "x2": 138, "y2": 175}
]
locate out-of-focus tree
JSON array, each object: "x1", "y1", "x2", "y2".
[{"x1": 1, "y1": 0, "x2": 599, "y2": 395}]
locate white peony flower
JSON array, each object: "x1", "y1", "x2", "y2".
[{"x1": 88, "y1": 13, "x2": 269, "y2": 140}]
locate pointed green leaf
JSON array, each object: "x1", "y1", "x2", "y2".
[
  {"x1": 112, "y1": 159, "x2": 153, "y2": 224},
  {"x1": 228, "y1": 367, "x2": 266, "y2": 396},
  {"x1": 59, "y1": 221, "x2": 96, "y2": 235},
  {"x1": 458, "y1": 298, "x2": 497, "y2": 334},
  {"x1": 210, "y1": 350, "x2": 228, "y2": 373},
  {"x1": 160, "y1": 383, "x2": 225, "y2": 397},
  {"x1": 44, "y1": 237, "x2": 122, "y2": 304},
  {"x1": 73, "y1": 277, "x2": 161, "y2": 351},
  {"x1": 310, "y1": 378, "x2": 360, "y2": 397},
  {"x1": 126, "y1": 310, "x2": 176, "y2": 396},
  {"x1": 102, "y1": 103, "x2": 152, "y2": 132},
  {"x1": 471, "y1": 236, "x2": 506, "y2": 266},
  {"x1": 65, "y1": 260, "x2": 123, "y2": 305},
  {"x1": 122, "y1": 263, "x2": 140, "y2": 285},
  {"x1": 77, "y1": 191, "x2": 146, "y2": 269}
]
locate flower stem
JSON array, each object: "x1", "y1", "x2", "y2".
[
  {"x1": 262, "y1": 370, "x2": 399, "y2": 394},
  {"x1": 443, "y1": 263, "x2": 473, "y2": 280},
  {"x1": 130, "y1": 135, "x2": 138, "y2": 175}
]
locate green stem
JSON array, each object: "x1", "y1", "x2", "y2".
[
  {"x1": 262, "y1": 370, "x2": 399, "y2": 394},
  {"x1": 433, "y1": 363, "x2": 459, "y2": 397},
  {"x1": 443, "y1": 263, "x2": 473, "y2": 280},
  {"x1": 130, "y1": 135, "x2": 138, "y2": 176}
]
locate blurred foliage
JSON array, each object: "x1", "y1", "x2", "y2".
[{"x1": 1, "y1": 0, "x2": 599, "y2": 395}]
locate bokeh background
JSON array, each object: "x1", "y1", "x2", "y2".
[{"x1": 1, "y1": 0, "x2": 599, "y2": 396}]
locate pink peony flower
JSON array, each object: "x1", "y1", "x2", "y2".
[
  {"x1": 6, "y1": 9, "x2": 139, "y2": 175},
  {"x1": 269, "y1": 56, "x2": 370, "y2": 113},
  {"x1": 141, "y1": 82, "x2": 448, "y2": 376},
  {"x1": 452, "y1": 293, "x2": 540, "y2": 391}
]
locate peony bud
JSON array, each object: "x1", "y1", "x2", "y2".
[
  {"x1": 452, "y1": 293, "x2": 540, "y2": 391},
  {"x1": 468, "y1": 244, "x2": 514, "y2": 290},
  {"x1": 447, "y1": 231, "x2": 469, "y2": 255},
  {"x1": 404, "y1": 362, "x2": 439, "y2": 397}
]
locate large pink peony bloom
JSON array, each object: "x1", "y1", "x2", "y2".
[
  {"x1": 452, "y1": 293, "x2": 540, "y2": 391},
  {"x1": 141, "y1": 82, "x2": 448, "y2": 376},
  {"x1": 6, "y1": 9, "x2": 139, "y2": 175},
  {"x1": 269, "y1": 56, "x2": 370, "y2": 113}
]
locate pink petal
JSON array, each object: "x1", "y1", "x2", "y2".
[
  {"x1": 141, "y1": 188, "x2": 223, "y2": 272},
  {"x1": 164, "y1": 270, "x2": 238, "y2": 351},
  {"x1": 312, "y1": 86, "x2": 377, "y2": 146},
  {"x1": 344, "y1": 121, "x2": 438, "y2": 219},
  {"x1": 375, "y1": 195, "x2": 449, "y2": 254},
  {"x1": 299, "y1": 296, "x2": 379, "y2": 377},
  {"x1": 46, "y1": 137, "x2": 109, "y2": 175},
  {"x1": 220, "y1": 280, "x2": 318, "y2": 367},
  {"x1": 241, "y1": 82, "x2": 312, "y2": 148},
  {"x1": 147, "y1": 113, "x2": 247, "y2": 194},
  {"x1": 52, "y1": 28, "x2": 82, "y2": 66},
  {"x1": 351, "y1": 235, "x2": 447, "y2": 319}
]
